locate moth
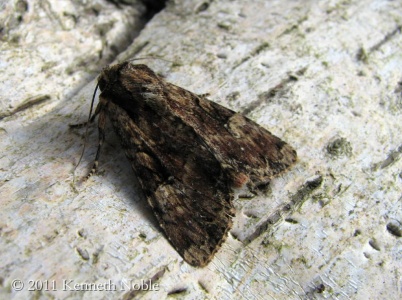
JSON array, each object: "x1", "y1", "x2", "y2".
[{"x1": 77, "y1": 61, "x2": 297, "y2": 267}]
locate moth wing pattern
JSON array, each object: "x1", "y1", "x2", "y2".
[
  {"x1": 92, "y1": 62, "x2": 297, "y2": 267},
  {"x1": 166, "y1": 88, "x2": 298, "y2": 189}
]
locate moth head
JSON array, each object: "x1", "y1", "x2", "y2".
[
  {"x1": 97, "y1": 62, "x2": 128, "y2": 92},
  {"x1": 97, "y1": 62, "x2": 159, "y2": 92}
]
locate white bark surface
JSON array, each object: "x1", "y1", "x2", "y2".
[{"x1": 1, "y1": 0, "x2": 401, "y2": 299}]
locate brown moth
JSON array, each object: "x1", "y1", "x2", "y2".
[{"x1": 80, "y1": 62, "x2": 297, "y2": 267}]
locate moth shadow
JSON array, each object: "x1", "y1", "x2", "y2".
[{"x1": 72, "y1": 121, "x2": 160, "y2": 230}]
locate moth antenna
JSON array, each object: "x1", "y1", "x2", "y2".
[
  {"x1": 72, "y1": 83, "x2": 99, "y2": 186},
  {"x1": 124, "y1": 56, "x2": 177, "y2": 65}
]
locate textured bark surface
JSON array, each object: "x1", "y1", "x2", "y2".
[{"x1": 1, "y1": 0, "x2": 401, "y2": 299}]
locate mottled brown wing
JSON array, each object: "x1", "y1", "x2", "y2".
[
  {"x1": 179, "y1": 96, "x2": 298, "y2": 188},
  {"x1": 103, "y1": 98, "x2": 235, "y2": 267},
  {"x1": 155, "y1": 83, "x2": 297, "y2": 187}
]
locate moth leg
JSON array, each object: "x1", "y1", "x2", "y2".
[
  {"x1": 69, "y1": 109, "x2": 100, "y2": 128},
  {"x1": 247, "y1": 180, "x2": 271, "y2": 195},
  {"x1": 197, "y1": 93, "x2": 210, "y2": 98},
  {"x1": 69, "y1": 121, "x2": 90, "y2": 129},
  {"x1": 87, "y1": 109, "x2": 107, "y2": 177}
]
